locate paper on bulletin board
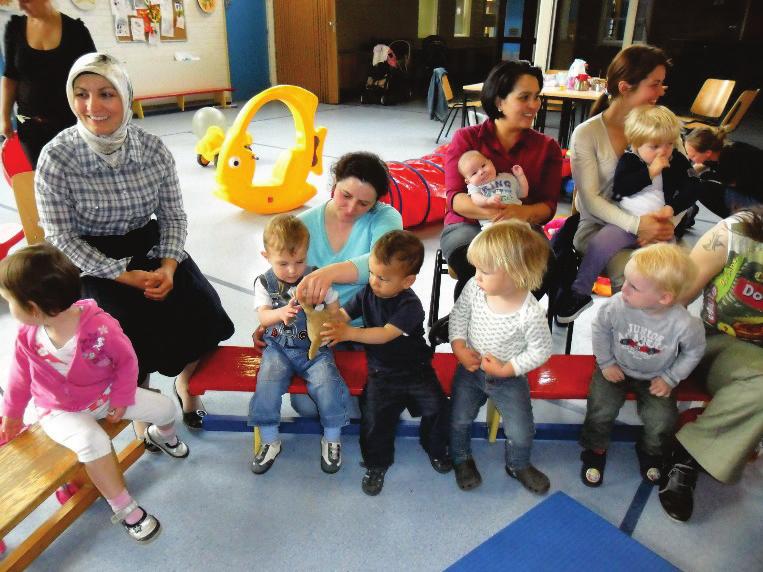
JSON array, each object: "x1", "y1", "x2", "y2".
[
  {"x1": 161, "y1": 0, "x2": 187, "y2": 41},
  {"x1": 160, "y1": 0, "x2": 174, "y2": 36},
  {"x1": 130, "y1": 16, "x2": 146, "y2": 41}
]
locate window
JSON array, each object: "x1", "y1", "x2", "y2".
[
  {"x1": 418, "y1": 0, "x2": 439, "y2": 38},
  {"x1": 454, "y1": 0, "x2": 472, "y2": 37}
]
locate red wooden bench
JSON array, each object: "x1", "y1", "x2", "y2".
[
  {"x1": 131, "y1": 87, "x2": 234, "y2": 119},
  {"x1": 189, "y1": 347, "x2": 711, "y2": 448}
]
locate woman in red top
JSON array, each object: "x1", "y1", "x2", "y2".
[{"x1": 440, "y1": 60, "x2": 562, "y2": 300}]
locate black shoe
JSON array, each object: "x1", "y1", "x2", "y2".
[
  {"x1": 635, "y1": 443, "x2": 664, "y2": 484},
  {"x1": 506, "y1": 464, "x2": 550, "y2": 494},
  {"x1": 555, "y1": 290, "x2": 593, "y2": 324},
  {"x1": 362, "y1": 468, "x2": 387, "y2": 496},
  {"x1": 454, "y1": 458, "x2": 482, "y2": 491},
  {"x1": 580, "y1": 449, "x2": 606, "y2": 487},
  {"x1": 429, "y1": 454, "x2": 453, "y2": 474},
  {"x1": 174, "y1": 380, "x2": 206, "y2": 430},
  {"x1": 659, "y1": 459, "x2": 698, "y2": 522},
  {"x1": 428, "y1": 315, "x2": 449, "y2": 347}
]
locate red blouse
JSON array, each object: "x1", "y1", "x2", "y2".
[{"x1": 444, "y1": 120, "x2": 562, "y2": 226}]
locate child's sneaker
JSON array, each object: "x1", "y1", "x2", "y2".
[
  {"x1": 111, "y1": 503, "x2": 161, "y2": 543},
  {"x1": 145, "y1": 425, "x2": 189, "y2": 459},
  {"x1": 454, "y1": 458, "x2": 482, "y2": 491},
  {"x1": 251, "y1": 441, "x2": 281, "y2": 474},
  {"x1": 506, "y1": 464, "x2": 550, "y2": 494},
  {"x1": 361, "y1": 468, "x2": 387, "y2": 496},
  {"x1": 636, "y1": 443, "x2": 663, "y2": 484},
  {"x1": 54, "y1": 482, "x2": 79, "y2": 504},
  {"x1": 580, "y1": 449, "x2": 607, "y2": 487},
  {"x1": 320, "y1": 437, "x2": 342, "y2": 474}
]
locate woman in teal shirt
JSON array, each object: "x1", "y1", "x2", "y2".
[{"x1": 296, "y1": 151, "x2": 402, "y2": 309}]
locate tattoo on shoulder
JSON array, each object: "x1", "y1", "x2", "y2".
[{"x1": 701, "y1": 229, "x2": 725, "y2": 252}]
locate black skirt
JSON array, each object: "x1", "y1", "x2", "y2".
[{"x1": 80, "y1": 220, "x2": 234, "y2": 381}]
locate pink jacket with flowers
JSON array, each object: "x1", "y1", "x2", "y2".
[{"x1": 1, "y1": 299, "x2": 138, "y2": 419}]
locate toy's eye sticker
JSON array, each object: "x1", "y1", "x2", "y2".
[{"x1": 228, "y1": 156, "x2": 241, "y2": 168}]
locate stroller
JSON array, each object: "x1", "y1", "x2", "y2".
[{"x1": 360, "y1": 40, "x2": 413, "y2": 106}]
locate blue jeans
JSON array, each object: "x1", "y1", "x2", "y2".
[
  {"x1": 450, "y1": 365, "x2": 535, "y2": 470},
  {"x1": 248, "y1": 343, "x2": 350, "y2": 431}
]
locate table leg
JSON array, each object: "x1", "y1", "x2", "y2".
[
  {"x1": 558, "y1": 100, "x2": 572, "y2": 149},
  {"x1": 535, "y1": 97, "x2": 548, "y2": 133}
]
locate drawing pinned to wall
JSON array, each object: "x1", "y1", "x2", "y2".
[
  {"x1": 71, "y1": 0, "x2": 96, "y2": 10},
  {"x1": 197, "y1": 0, "x2": 217, "y2": 13},
  {"x1": 114, "y1": 0, "x2": 187, "y2": 42}
]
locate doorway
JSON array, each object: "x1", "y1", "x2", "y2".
[{"x1": 272, "y1": 0, "x2": 339, "y2": 104}]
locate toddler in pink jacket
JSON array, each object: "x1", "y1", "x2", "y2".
[{"x1": 0, "y1": 243, "x2": 188, "y2": 544}]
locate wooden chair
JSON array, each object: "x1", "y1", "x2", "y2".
[
  {"x1": 436, "y1": 73, "x2": 482, "y2": 144},
  {"x1": 678, "y1": 78, "x2": 735, "y2": 123},
  {"x1": 684, "y1": 88, "x2": 760, "y2": 134}
]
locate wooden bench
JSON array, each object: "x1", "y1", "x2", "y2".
[
  {"x1": 188, "y1": 347, "x2": 711, "y2": 448},
  {"x1": 0, "y1": 420, "x2": 144, "y2": 571},
  {"x1": 131, "y1": 87, "x2": 234, "y2": 119}
]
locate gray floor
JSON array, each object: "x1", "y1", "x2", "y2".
[{"x1": 1, "y1": 99, "x2": 762, "y2": 571}]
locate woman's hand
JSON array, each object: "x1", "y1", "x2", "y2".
[
  {"x1": 637, "y1": 212, "x2": 674, "y2": 246},
  {"x1": 116, "y1": 270, "x2": 159, "y2": 291},
  {"x1": 144, "y1": 259, "x2": 177, "y2": 301},
  {"x1": 0, "y1": 415, "x2": 23, "y2": 442},
  {"x1": 296, "y1": 266, "x2": 335, "y2": 306},
  {"x1": 105, "y1": 406, "x2": 127, "y2": 423}
]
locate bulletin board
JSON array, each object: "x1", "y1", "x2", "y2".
[{"x1": 114, "y1": 0, "x2": 187, "y2": 43}]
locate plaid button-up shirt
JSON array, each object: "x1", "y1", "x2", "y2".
[{"x1": 36, "y1": 125, "x2": 188, "y2": 279}]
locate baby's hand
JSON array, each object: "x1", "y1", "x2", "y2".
[
  {"x1": 512, "y1": 165, "x2": 529, "y2": 198},
  {"x1": 105, "y1": 406, "x2": 127, "y2": 423},
  {"x1": 649, "y1": 376, "x2": 672, "y2": 397},
  {"x1": 511, "y1": 165, "x2": 525, "y2": 178},
  {"x1": 454, "y1": 344, "x2": 481, "y2": 372},
  {"x1": 0, "y1": 415, "x2": 23, "y2": 442},
  {"x1": 648, "y1": 154, "x2": 670, "y2": 178},
  {"x1": 488, "y1": 194, "x2": 503, "y2": 205},
  {"x1": 279, "y1": 299, "x2": 301, "y2": 325},
  {"x1": 320, "y1": 320, "x2": 350, "y2": 347},
  {"x1": 601, "y1": 364, "x2": 625, "y2": 382},
  {"x1": 481, "y1": 353, "x2": 510, "y2": 377}
]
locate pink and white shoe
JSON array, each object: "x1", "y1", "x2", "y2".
[{"x1": 55, "y1": 482, "x2": 80, "y2": 505}]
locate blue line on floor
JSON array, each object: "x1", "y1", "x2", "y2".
[{"x1": 619, "y1": 479, "x2": 654, "y2": 536}]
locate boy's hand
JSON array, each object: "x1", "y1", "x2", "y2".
[
  {"x1": 0, "y1": 415, "x2": 23, "y2": 442},
  {"x1": 481, "y1": 353, "x2": 511, "y2": 377},
  {"x1": 320, "y1": 320, "x2": 351, "y2": 346},
  {"x1": 454, "y1": 344, "x2": 481, "y2": 372},
  {"x1": 649, "y1": 376, "x2": 672, "y2": 397},
  {"x1": 105, "y1": 406, "x2": 127, "y2": 423},
  {"x1": 648, "y1": 153, "x2": 670, "y2": 179},
  {"x1": 602, "y1": 364, "x2": 625, "y2": 382},
  {"x1": 278, "y1": 299, "x2": 301, "y2": 325}
]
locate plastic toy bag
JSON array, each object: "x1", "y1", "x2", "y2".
[{"x1": 567, "y1": 59, "x2": 587, "y2": 89}]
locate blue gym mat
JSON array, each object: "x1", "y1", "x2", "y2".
[{"x1": 447, "y1": 491, "x2": 678, "y2": 571}]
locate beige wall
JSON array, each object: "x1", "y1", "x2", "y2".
[{"x1": 1, "y1": 0, "x2": 230, "y2": 100}]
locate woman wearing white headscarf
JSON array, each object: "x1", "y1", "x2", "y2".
[{"x1": 35, "y1": 53, "x2": 234, "y2": 434}]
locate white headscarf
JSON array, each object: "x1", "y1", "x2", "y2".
[{"x1": 66, "y1": 53, "x2": 133, "y2": 167}]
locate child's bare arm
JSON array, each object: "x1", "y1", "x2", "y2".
[
  {"x1": 0, "y1": 415, "x2": 23, "y2": 442},
  {"x1": 321, "y1": 321, "x2": 403, "y2": 346},
  {"x1": 258, "y1": 300, "x2": 299, "y2": 328},
  {"x1": 512, "y1": 165, "x2": 529, "y2": 199},
  {"x1": 469, "y1": 190, "x2": 492, "y2": 206}
]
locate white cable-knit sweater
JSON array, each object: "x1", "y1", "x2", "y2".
[{"x1": 449, "y1": 279, "x2": 552, "y2": 376}]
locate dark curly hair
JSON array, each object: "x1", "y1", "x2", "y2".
[{"x1": 331, "y1": 151, "x2": 390, "y2": 200}]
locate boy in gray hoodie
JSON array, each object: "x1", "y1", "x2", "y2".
[{"x1": 579, "y1": 243, "x2": 706, "y2": 487}]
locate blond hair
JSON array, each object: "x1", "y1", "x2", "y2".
[
  {"x1": 262, "y1": 214, "x2": 309, "y2": 255},
  {"x1": 467, "y1": 220, "x2": 549, "y2": 291},
  {"x1": 628, "y1": 243, "x2": 697, "y2": 299},
  {"x1": 624, "y1": 105, "x2": 681, "y2": 148},
  {"x1": 458, "y1": 150, "x2": 488, "y2": 177}
]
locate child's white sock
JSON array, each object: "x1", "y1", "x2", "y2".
[{"x1": 155, "y1": 425, "x2": 179, "y2": 446}]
